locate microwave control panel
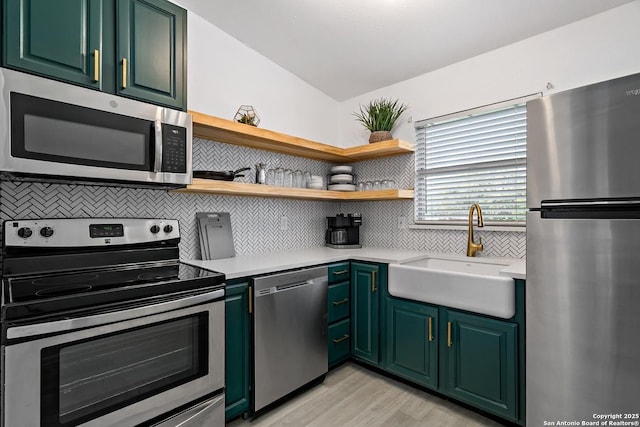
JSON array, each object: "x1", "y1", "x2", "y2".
[{"x1": 161, "y1": 124, "x2": 187, "y2": 173}]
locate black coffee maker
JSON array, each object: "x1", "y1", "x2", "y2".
[{"x1": 326, "y1": 213, "x2": 362, "y2": 249}]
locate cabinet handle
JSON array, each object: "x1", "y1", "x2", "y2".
[
  {"x1": 332, "y1": 269, "x2": 349, "y2": 276},
  {"x1": 428, "y1": 317, "x2": 433, "y2": 342},
  {"x1": 447, "y1": 321, "x2": 452, "y2": 347},
  {"x1": 93, "y1": 49, "x2": 100, "y2": 82},
  {"x1": 248, "y1": 286, "x2": 253, "y2": 314},
  {"x1": 332, "y1": 298, "x2": 349, "y2": 306},
  {"x1": 332, "y1": 334, "x2": 350, "y2": 343},
  {"x1": 371, "y1": 271, "x2": 377, "y2": 293},
  {"x1": 122, "y1": 58, "x2": 127, "y2": 89}
]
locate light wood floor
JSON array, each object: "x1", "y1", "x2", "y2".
[{"x1": 227, "y1": 362, "x2": 505, "y2": 427}]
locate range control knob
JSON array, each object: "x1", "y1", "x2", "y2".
[
  {"x1": 150, "y1": 225, "x2": 161, "y2": 234},
  {"x1": 18, "y1": 227, "x2": 33, "y2": 238},
  {"x1": 40, "y1": 226, "x2": 54, "y2": 238},
  {"x1": 163, "y1": 224, "x2": 173, "y2": 233}
]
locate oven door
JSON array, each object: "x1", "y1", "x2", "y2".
[{"x1": 2, "y1": 289, "x2": 224, "y2": 427}]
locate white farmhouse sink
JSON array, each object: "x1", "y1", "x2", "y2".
[{"x1": 388, "y1": 256, "x2": 516, "y2": 319}]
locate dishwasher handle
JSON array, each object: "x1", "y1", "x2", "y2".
[{"x1": 254, "y1": 277, "x2": 325, "y2": 297}]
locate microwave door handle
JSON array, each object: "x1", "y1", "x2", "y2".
[{"x1": 153, "y1": 120, "x2": 163, "y2": 172}]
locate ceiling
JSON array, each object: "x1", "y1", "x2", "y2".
[{"x1": 179, "y1": 0, "x2": 635, "y2": 101}]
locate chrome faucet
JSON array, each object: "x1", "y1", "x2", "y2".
[{"x1": 467, "y1": 204, "x2": 484, "y2": 257}]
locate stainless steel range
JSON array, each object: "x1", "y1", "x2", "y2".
[{"x1": 1, "y1": 218, "x2": 226, "y2": 427}]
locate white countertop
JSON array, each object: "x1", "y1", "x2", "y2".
[{"x1": 182, "y1": 247, "x2": 526, "y2": 280}]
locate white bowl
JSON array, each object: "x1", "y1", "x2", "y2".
[
  {"x1": 331, "y1": 165, "x2": 353, "y2": 174},
  {"x1": 307, "y1": 183, "x2": 324, "y2": 190}
]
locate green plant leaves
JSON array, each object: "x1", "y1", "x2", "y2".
[{"x1": 353, "y1": 98, "x2": 409, "y2": 132}]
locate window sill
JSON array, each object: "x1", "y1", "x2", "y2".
[{"x1": 408, "y1": 223, "x2": 525, "y2": 232}]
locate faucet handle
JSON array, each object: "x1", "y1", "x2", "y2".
[{"x1": 478, "y1": 237, "x2": 484, "y2": 249}]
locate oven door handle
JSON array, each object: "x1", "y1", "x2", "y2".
[{"x1": 7, "y1": 288, "x2": 224, "y2": 340}]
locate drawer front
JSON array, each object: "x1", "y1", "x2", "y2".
[
  {"x1": 328, "y1": 318, "x2": 351, "y2": 366},
  {"x1": 328, "y1": 262, "x2": 350, "y2": 284},
  {"x1": 328, "y1": 281, "x2": 350, "y2": 323}
]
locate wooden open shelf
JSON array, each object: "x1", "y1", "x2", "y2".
[
  {"x1": 173, "y1": 179, "x2": 414, "y2": 201},
  {"x1": 190, "y1": 110, "x2": 414, "y2": 163}
]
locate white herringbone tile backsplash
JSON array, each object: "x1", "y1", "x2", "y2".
[{"x1": 0, "y1": 139, "x2": 525, "y2": 265}]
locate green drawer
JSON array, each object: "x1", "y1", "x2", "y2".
[
  {"x1": 328, "y1": 318, "x2": 351, "y2": 366},
  {"x1": 328, "y1": 262, "x2": 350, "y2": 284},
  {"x1": 328, "y1": 281, "x2": 350, "y2": 323}
]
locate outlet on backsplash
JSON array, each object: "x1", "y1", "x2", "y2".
[
  {"x1": 280, "y1": 216, "x2": 289, "y2": 231},
  {"x1": 398, "y1": 216, "x2": 407, "y2": 230}
]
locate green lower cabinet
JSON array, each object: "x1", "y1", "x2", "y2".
[
  {"x1": 351, "y1": 262, "x2": 385, "y2": 366},
  {"x1": 384, "y1": 298, "x2": 438, "y2": 389},
  {"x1": 225, "y1": 282, "x2": 251, "y2": 421},
  {"x1": 328, "y1": 281, "x2": 350, "y2": 324},
  {"x1": 328, "y1": 318, "x2": 351, "y2": 366},
  {"x1": 442, "y1": 309, "x2": 518, "y2": 421}
]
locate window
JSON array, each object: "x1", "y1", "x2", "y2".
[{"x1": 414, "y1": 98, "x2": 534, "y2": 225}]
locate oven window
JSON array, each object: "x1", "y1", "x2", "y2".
[
  {"x1": 40, "y1": 314, "x2": 208, "y2": 427},
  {"x1": 11, "y1": 92, "x2": 153, "y2": 170}
]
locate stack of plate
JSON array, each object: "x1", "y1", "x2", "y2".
[
  {"x1": 328, "y1": 165, "x2": 355, "y2": 191},
  {"x1": 308, "y1": 175, "x2": 324, "y2": 190}
]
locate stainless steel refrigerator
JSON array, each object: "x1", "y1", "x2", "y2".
[{"x1": 526, "y1": 73, "x2": 640, "y2": 426}]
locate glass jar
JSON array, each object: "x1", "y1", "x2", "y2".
[
  {"x1": 266, "y1": 169, "x2": 276, "y2": 186},
  {"x1": 283, "y1": 169, "x2": 293, "y2": 187},
  {"x1": 274, "y1": 167, "x2": 284, "y2": 187},
  {"x1": 293, "y1": 170, "x2": 303, "y2": 188},
  {"x1": 303, "y1": 171, "x2": 312, "y2": 188},
  {"x1": 373, "y1": 180, "x2": 381, "y2": 191}
]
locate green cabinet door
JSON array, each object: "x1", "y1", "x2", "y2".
[
  {"x1": 117, "y1": 0, "x2": 186, "y2": 109},
  {"x1": 225, "y1": 282, "x2": 251, "y2": 421},
  {"x1": 385, "y1": 298, "x2": 438, "y2": 389},
  {"x1": 350, "y1": 262, "x2": 382, "y2": 366},
  {"x1": 443, "y1": 309, "x2": 518, "y2": 421},
  {"x1": 3, "y1": 0, "x2": 106, "y2": 89}
]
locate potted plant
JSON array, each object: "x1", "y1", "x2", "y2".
[
  {"x1": 353, "y1": 98, "x2": 408, "y2": 143},
  {"x1": 234, "y1": 105, "x2": 260, "y2": 127},
  {"x1": 237, "y1": 113, "x2": 257, "y2": 126}
]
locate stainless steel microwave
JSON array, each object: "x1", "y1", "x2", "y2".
[{"x1": 0, "y1": 68, "x2": 192, "y2": 187}]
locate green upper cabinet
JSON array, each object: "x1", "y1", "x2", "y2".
[
  {"x1": 225, "y1": 281, "x2": 251, "y2": 422},
  {"x1": 2, "y1": 0, "x2": 186, "y2": 110},
  {"x1": 116, "y1": 0, "x2": 186, "y2": 109},
  {"x1": 351, "y1": 262, "x2": 385, "y2": 366},
  {"x1": 3, "y1": 0, "x2": 106, "y2": 89},
  {"x1": 442, "y1": 309, "x2": 518, "y2": 421},
  {"x1": 384, "y1": 298, "x2": 438, "y2": 389}
]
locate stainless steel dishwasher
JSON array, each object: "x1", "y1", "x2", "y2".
[{"x1": 253, "y1": 266, "x2": 328, "y2": 413}]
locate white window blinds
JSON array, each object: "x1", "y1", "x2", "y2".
[{"x1": 414, "y1": 102, "x2": 527, "y2": 224}]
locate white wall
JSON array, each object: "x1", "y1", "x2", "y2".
[
  {"x1": 173, "y1": 3, "x2": 340, "y2": 144},
  {"x1": 338, "y1": 1, "x2": 640, "y2": 147}
]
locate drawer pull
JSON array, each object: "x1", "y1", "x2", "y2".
[
  {"x1": 428, "y1": 316, "x2": 433, "y2": 342},
  {"x1": 447, "y1": 321, "x2": 452, "y2": 347},
  {"x1": 332, "y1": 298, "x2": 349, "y2": 306},
  {"x1": 332, "y1": 269, "x2": 349, "y2": 276},
  {"x1": 332, "y1": 334, "x2": 350, "y2": 343}
]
